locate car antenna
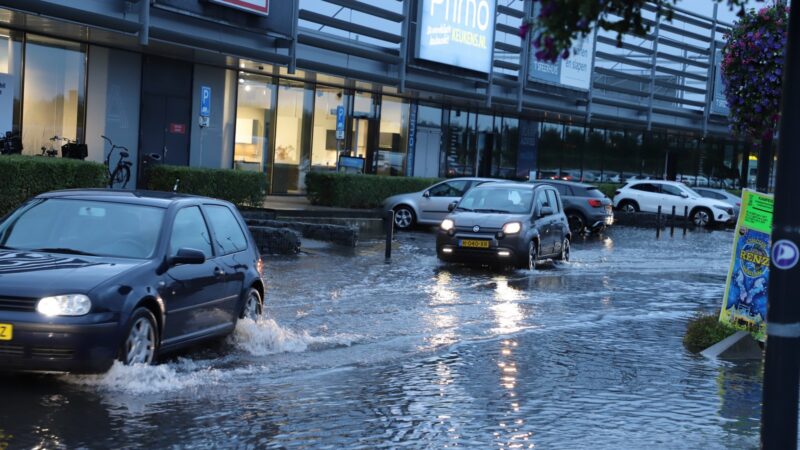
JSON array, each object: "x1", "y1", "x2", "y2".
[{"x1": 173, "y1": 178, "x2": 180, "y2": 193}]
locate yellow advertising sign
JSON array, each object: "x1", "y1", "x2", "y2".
[{"x1": 719, "y1": 190, "x2": 774, "y2": 341}]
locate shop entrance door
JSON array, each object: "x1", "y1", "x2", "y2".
[
  {"x1": 413, "y1": 128, "x2": 441, "y2": 178},
  {"x1": 140, "y1": 56, "x2": 192, "y2": 172}
]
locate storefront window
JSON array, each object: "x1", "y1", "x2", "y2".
[
  {"x1": 417, "y1": 104, "x2": 442, "y2": 128},
  {"x1": 444, "y1": 110, "x2": 475, "y2": 177},
  {"x1": 537, "y1": 122, "x2": 562, "y2": 179},
  {"x1": 311, "y1": 86, "x2": 345, "y2": 171},
  {"x1": 234, "y1": 73, "x2": 275, "y2": 172},
  {"x1": 273, "y1": 80, "x2": 312, "y2": 194},
  {"x1": 349, "y1": 91, "x2": 374, "y2": 163},
  {"x1": 494, "y1": 117, "x2": 518, "y2": 179},
  {"x1": 563, "y1": 125, "x2": 584, "y2": 181},
  {"x1": 376, "y1": 96, "x2": 409, "y2": 176},
  {"x1": 0, "y1": 30, "x2": 22, "y2": 136},
  {"x1": 475, "y1": 114, "x2": 493, "y2": 177},
  {"x1": 21, "y1": 35, "x2": 86, "y2": 156}
]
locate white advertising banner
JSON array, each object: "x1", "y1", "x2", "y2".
[
  {"x1": 209, "y1": 0, "x2": 269, "y2": 16},
  {"x1": 417, "y1": 0, "x2": 497, "y2": 73},
  {"x1": 529, "y1": 33, "x2": 594, "y2": 91},
  {"x1": 0, "y1": 73, "x2": 14, "y2": 133}
]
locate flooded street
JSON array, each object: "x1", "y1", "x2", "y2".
[{"x1": 0, "y1": 227, "x2": 769, "y2": 449}]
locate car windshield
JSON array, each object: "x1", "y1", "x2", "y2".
[
  {"x1": 458, "y1": 187, "x2": 533, "y2": 214},
  {"x1": 0, "y1": 198, "x2": 164, "y2": 259}
]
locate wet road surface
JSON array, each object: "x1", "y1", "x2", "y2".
[{"x1": 0, "y1": 227, "x2": 770, "y2": 449}]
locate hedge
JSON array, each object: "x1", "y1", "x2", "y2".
[
  {"x1": 0, "y1": 155, "x2": 107, "y2": 217},
  {"x1": 683, "y1": 313, "x2": 738, "y2": 353},
  {"x1": 306, "y1": 172, "x2": 441, "y2": 209},
  {"x1": 144, "y1": 164, "x2": 268, "y2": 207},
  {"x1": 595, "y1": 183, "x2": 622, "y2": 199}
]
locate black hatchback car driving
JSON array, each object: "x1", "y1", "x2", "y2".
[
  {"x1": 0, "y1": 189, "x2": 265, "y2": 373},
  {"x1": 436, "y1": 183, "x2": 571, "y2": 270}
]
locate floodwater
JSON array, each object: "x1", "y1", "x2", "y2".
[{"x1": 0, "y1": 227, "x2": 770, "y2": 449}]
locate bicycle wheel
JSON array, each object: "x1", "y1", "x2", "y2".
[{"x1": 115, "y1": 165, "x2": 131, "y2": 189}]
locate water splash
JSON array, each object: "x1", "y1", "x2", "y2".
[{"x1": 230, "y1": 317, "x2": 359, "y2": 356}]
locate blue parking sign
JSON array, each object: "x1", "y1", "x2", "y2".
[
  {"x1": 336, "y1": 106, "x2": 345, "y2": 140},
  {"x1": 200, "y1": 86, "x2": 211, "y2": 118}
]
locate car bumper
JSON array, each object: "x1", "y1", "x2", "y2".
[
  {"x1": 436, "y1": 231, "x2": 528, "y2": 264},
  {"x1": 589, "y1": 212, "x2": 615, "y2": 231},
  {"x1": 0, "y1": 313, "x2": 120, "y2": 373}
]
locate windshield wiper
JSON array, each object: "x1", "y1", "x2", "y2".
[
  {"x1": 475, "y1": 209, "x2": 511, "y2": 214},
  {"x1": 29, "y1": 247, "x2": 98, "y2": 256},
  {"x1": 455, "y1": 207, "x2": 474, "y2": 212},
  {"x1": 0, "y1": 245, "x2": 17, "y2": 250}
]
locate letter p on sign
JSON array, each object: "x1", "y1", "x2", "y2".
[{"x1": 200, "y1": 86, "x2": 211, "y2": 118}]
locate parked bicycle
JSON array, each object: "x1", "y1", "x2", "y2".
[
  {"x1": 102, "y1": 135, "x2": 132, "y2": 188},
  {"x1": 39, "y1": 135, "x2": 62, "y2": 157}
]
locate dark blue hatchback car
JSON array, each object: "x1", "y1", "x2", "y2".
[{"x1": 0, "y1": 189, "x2": 265, "y2": 373}]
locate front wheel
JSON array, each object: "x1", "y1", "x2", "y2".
[
  {"x1": 618, "y1": 200, "x2": 639, "y2": 213},
  {"x1": 691, "y1": 208, "x2": 713, "y2": 228},
  {"x1": 517, "y1": 240, "x2": 537, "y2": 271},
  {"x1": 240, "y1": 288, "x2": 263, "y2": 321},
  {"x1": 110, "y1": 164, "x2": 131, "y2": 189},
  {"x1": 393, "y1": 205, "x2": 416, "y2": 230},
  {"x1": 121, "y1": 308, "x2": 158, "y2": 365}
]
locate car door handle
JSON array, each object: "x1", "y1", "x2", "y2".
[{"x1": 214, "y1": 267, "x2": 226, "y2": 277}]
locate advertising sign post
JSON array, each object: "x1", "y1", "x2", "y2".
[{"x1": 719, "y1": 189, "x2": 774, "y2": 341}]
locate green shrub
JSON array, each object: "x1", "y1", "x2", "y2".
[
  {"x1": 305, "y1": 172, "x2": 442, "y2": 209},
  {"x1": 0, "y1": 155, "x2": 107, "y2": 217},
  {"x1": 596, "y1": 183, "x2": 622, "y2": 199},
  {"x1": 144, "y1": 165, "x2": 268, "y2": 207},
  {"x1": 683, "y1": 313, "x2": 738, "y2": 353}
]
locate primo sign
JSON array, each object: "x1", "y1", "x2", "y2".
[{"x1": 417, "y1": 0, "x2": 496, "y2": 73}]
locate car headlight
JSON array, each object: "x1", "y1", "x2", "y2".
[
  {"x1": 37, "y1": 294, "x2": 92, "y2": 316},
  {"x1": 503, "y1": 222, "x2": 522, "y2": 234},
  {"x1": 441, "y1": 219, "x2": 455, "y2": 231}
]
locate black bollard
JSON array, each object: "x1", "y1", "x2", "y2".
[
  {"x1": 670, "y1": 205, "x2": 676, "y2": 237},
  {"x1": 656, "y1": 205, "x2": 662, "y2": 239},
  {"x1": 385, "y1": 209, "x2": 394, "y2": 260},
  {"x1": 683, "y1": 206, "x2": 689, "y2": 235}
]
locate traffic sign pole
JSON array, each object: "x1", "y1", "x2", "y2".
[{"x1": 761, "y1": 4, "x2": 800, "y2": 449}]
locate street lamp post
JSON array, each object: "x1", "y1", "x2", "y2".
[{"x1": 761, "y1": 3, "x2": 800, "y2": 449}]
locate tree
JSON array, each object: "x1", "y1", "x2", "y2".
[
  {"x1": 721, "y1": 4, "x2": 788, "y2": 192},
  {"x1": 523, "y1": 0, "x2": 753, "y2": 62}
]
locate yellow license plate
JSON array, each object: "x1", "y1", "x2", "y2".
[
  {"x1": 459, "y1": 239, "x2": 490, "y2": 249},
  {"x1": 0, "y1": 323, "x2": 12, "y2": 341}
]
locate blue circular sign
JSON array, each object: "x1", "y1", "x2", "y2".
[{"x1": 772, "y1": 239, "x2": 800, "y2": 270}]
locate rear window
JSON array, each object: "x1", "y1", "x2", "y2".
[
  {"x1": 584, "y1": 187, "x2": 607, "y2": 198},
  {"x1": 205, "y1": 205, "x2": 248, "y2": 255}
]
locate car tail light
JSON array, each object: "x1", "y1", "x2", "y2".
[{"x1": 588, "y1": 199, "x2": 603, "y2": 208}]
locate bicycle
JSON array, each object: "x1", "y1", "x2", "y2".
[
  {"x1": 38, "y1": 135, "x2": 61, "y2": 157},
  {"x1": 102, "y1": 135, "x2": 132, "y2": 188}
]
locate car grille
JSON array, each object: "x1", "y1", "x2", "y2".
[
  {"x1": 0, "y1": 297, "x2": 37, "y2": 312},
  {"x1": 0, "y1": 343, "x2": 24, "y2": 357},
  {"x1": 31, "y1": 347, "x2": 75, "y2": 360}
]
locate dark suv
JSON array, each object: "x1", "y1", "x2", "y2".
[
  {"x1": 436, "y1": 183, "x2": 571, "y2": 270},
  {"x1": 534, "y1": 180, "x2": 614, "y2": 234}
]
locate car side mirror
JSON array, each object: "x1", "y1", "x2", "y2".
[
  {"x1": 423, "y1": 190, "x2": 431, "y2": 198},
  {"x1": 448, "y1": 201, "x2": 458, "y2": 212},
  {"x1": 540, "y1": 206, "x2": 554, "y2": 218},
  {"x1": 168, "y1": 248, "x2": 206, "y2": 266},
  {"x1": 680, "y1": 192, "x2": 689, "y2": 198}
]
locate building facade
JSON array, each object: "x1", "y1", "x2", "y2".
[{"x1": 0, "y1": 0, "x2": 752, "y2": 192}]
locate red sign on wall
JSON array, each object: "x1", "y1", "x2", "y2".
[
  {"x1": 208, "y1": 0, "x2": 269, "y2": 17},
  {"x1": 169, "y1": 123, "x2": 187, "y2": 134}
]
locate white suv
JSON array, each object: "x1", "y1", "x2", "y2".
[{"x1": 613, "y1": 180, "x2": 735, "y2": 227}]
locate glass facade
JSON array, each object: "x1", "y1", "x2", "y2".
[
  {"x1": 311, "y1": 86, "x2": 345, "y2": 172},
  {"x1": 21, "y1": 35, "x2": 86, "y2": 156},
  {"x1": 273, "y1": 80, "x2": 313, "y2": 194},
  {"x1": 376, "y1": 96, "x2": 409, "y2": 176},
  {"x1": 234, "y1": 73, "x2": 275, "y2": 172}
]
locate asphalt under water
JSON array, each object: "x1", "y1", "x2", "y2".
[{"x1": 0, "y1": 227, "x2": 770, "y2": 449}]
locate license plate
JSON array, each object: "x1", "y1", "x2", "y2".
[
  {"x1": 459, "y1": 239, "x2": 490, "y2": 249},
  {"x1": 0, "y1": 323, "x2": 12, "y2": 341}
]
